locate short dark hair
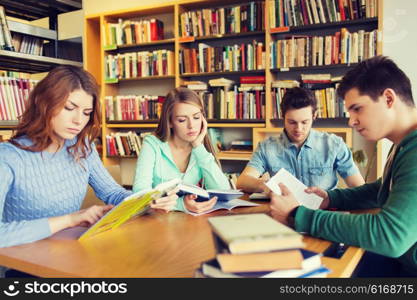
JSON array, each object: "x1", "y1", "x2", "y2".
[
  {"x1": 337, "y1": 55, "x2": 414, "y2": 106},
  {"x1": 280, "y1": 87, "x2": 317, "y2": 117}
]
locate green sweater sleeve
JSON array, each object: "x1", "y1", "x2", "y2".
[
  {"x1": 132, "y1": 138, "x2": 156, "y2": 193},
  {"x1": 295, "y1": 153, "x2": 417, "y2": 259},
  {"x1": 328, "y1": 179, "x2": 382, "y2": 210},
  {"x1": 192, "y1": 144, "x2": 230, "y2": 190}
]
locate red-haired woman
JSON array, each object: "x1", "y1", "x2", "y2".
[{"x1": 0, "y1": 65, "x2": 177, "y2": 249}]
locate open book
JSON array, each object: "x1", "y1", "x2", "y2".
[
  {"x1": 265, "y1": 168, "x2": 323, "y2": 209},
  {"x1": 176, "y1": 182, "x2": 244, "y2": 202},
  {"x1": 79, "y1": 178, "x2": 180, "y2": 241}
]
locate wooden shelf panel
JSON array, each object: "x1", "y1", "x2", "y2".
[
  {"x1": 216, "y1": 151, "x2": 252, "y2": 161},
  {"x1": 0, "y1": 50, "x2": 82, "y2": 73},
  {"x1": 0, "y1": 120, "x2": 18, "y2": 129},
  {"x1": 106, "y1": 120, "x2": 264, "y2": 128},
  {"x1": 2, "y1": 0, "x2": 82, "y2": 21},
  {"x1": 271, "y1": 63, "x2": 358, "y2": 73},
  {"x1": 105, "y1": 75, "x2": 175, "y2": 83},
  {"x1": 180, "y1": 69, "x2": 265, "y2": 77},
  {"x1": 208, "y1": 122, "x2": 265, "y2": 128},
  {"x1": 106, "y1": 123, "x2": 158, "y2": 128},
  {"x1": 8, "y1": 20, "x2": 57, "y2": 40},
  {"x1": 179, "y1": 31, "x2": 264, "y2": 43},
  {"x1": 104, "y1": 38, "x2": 175, "y2": 51},
  {"x1": 270, "y1": 18, "x2": 378, "y2": 35}
]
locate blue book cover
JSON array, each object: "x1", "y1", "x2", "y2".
[
  {"x1": 201, "y1": 251, "x2": 330, "y2": 278},
  {"x1": 176, "y1": 182, "x2": 243, "y2": 202}
]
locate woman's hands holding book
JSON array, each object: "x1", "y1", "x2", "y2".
[
  {"x1": 150, "y1": 187, "x2": 179, "y2": 212},
  {"x1": 184, "y1": 194, "x2": 217, "y2": 214},
  {"x1": 49, "y1": 204, "x2": 114, "y2": 234}
]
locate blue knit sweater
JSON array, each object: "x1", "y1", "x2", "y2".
[{"x1": 0, "y1": 137, "x2": 132, "y2": 247}]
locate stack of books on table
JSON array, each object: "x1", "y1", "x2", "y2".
[{"x1": 196, "y1": 213, "x2": 330, "y2": 278}]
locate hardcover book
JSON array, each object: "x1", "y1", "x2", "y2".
[{"x1": 208, "y1": 213, "x2": 304, "y2": 254}]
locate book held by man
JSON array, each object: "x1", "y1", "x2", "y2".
[
  {"x1": 265, "y1": 168, "x2": 323, "y2": 209},
  {"x1": 79, "y1": 178, "x2": 180, "y2": 241},
  {"x1": 208, "y1": 213, "x2": 304, "y2": 254}
]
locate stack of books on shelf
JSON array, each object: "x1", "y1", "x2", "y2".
[
  {"x1": 106, "y1": 131, "x2": 151, "y2": 157},
  {"x1": 105, "y1": 94, "x2": 165, "y2": 121},
  {"x1": 179, "y1": 41, "x2": 265, "y2": 74},
  {"x1": 199, "y1": 76, "x2": 265, "y2": 120},
  {"x1": 105, "y1": 49, "x2": 174, "y2": 80},
  {"x1": 301, "y1": 73, "x2": 346, "y2": 118},
  {"x1": 104, "y1": 18, "x2": 164, "y2": 46},
  {"x1": 182, "y1": 80, "x2": 208, "y2": 91},
  {"x1": 269, "y1": 0, "x2": 378, "y2": 29},
  {"x1": 11, "y1": 33, "x2": 44, "y2": 56},
  {"x1": 0, "y1": 76, "x2": 38, "y2": 121},
  {"x1": 230, "y1": 139, "x2": 253, "y2": 151},
  {"x1": 270, "y1": 28, "x2": 378, "y2": 69},
  {"x1": 196, "y1": 213, "x2": 330, "y2": 278},
  {"x1": 179, "y1": 1, "x2": 265, "y2": 38},
  {"x1": 0, "y1": 6, "x2": 14, "y2": 51}
]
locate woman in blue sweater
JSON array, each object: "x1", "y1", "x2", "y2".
[
  {"x1": 133, "y1": 87, "x2": 230, "y2": 214},
  {"x1": 0, "y1": 66, "x2": 177, "y2": 249}
]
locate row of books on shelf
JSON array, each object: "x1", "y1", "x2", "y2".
[
  {"x1": 105, "y1": 49, "x2": 174, "y2": 80},
  {"x1": 195, "y1": 213, "x2": 330, "y2": 278},
  {"x1": 103, "y1": 18, "x2": 164, "y2": 47},
  {"x1": 179, "y1": 41, "x2": 265, "y2": 74},
  {"x1": 179, "y1": 1, "x2": 265, "y2": 38},
  {"x1": 270, "y1": 28, "x2": 378, "y2": 69},
  {"x1": 11, "y1": 33, "x2": 44, "y2": 56},
  {"x1": 269, "y1": 0, "x2": 378, "y2": 29},
  {"x1": 106, "y1": 131, "x2": 152, "y2": 157},
  {"x1": 0, "y1": 6, "x2": 13, "y2": 51},
  {"x1": 0, "y1": 77, "x2": 38, "y2": 121},
  {"x1": 104, "y1": 95, "x2": 164, "y2": 121}
]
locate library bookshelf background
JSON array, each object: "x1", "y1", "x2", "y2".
[
  {"x1": 94, "y1": 0, "x2": 381, "y2": 185},
  {"x1": 0, "y1": 0, "x2": 83, "y2": 140}
]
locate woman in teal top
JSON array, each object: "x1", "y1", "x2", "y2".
[{"x1": 133, "y1": 87, "x2": 230, "y2": 214}]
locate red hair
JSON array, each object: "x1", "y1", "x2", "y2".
[{"x1": 10, "y1": 65, "x2": 101, "y2": 161}]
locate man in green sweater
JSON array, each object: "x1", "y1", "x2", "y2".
[{"x1": 270, "y1": 56, "x2": 417, "y2": 276}]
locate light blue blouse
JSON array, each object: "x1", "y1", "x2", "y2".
[{"x1": 247, "y1": 129, "x2": 360, "y2": 190}]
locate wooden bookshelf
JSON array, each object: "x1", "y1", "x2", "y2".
[
  {"x1": 0, "y1": 121, "x2": 18, "y2": 129},
  {"x1": 105, "y1": 38, "x2": 176, "y2": 51},
  {"x1": 84, "y1": 0, "x2": 383, "y2": 178},
  {"x1": 179, "y1": 31, "x2": 265, "y2": 43}
]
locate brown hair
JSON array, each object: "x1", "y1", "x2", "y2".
[
  {"x1": 280, "y1": 87, "x2": 317, "y2": 118},
  {"x1": 155, "y1": 87, "x2": 220, "y2": 166},
  {"x1": 10, "y1": 65, "x2": 101, "y2": 160},
  {"x1": 337, "y1": 55, "x2": 414, "y2": 106}
]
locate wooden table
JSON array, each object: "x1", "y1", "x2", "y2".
[{"x1": 0, "y1": 203, "x2": 364, "y2": 278}]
